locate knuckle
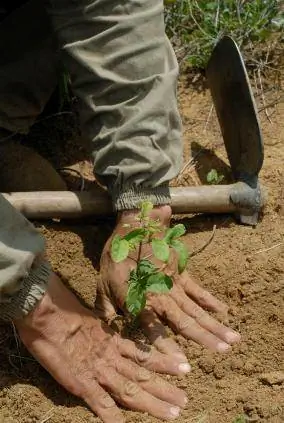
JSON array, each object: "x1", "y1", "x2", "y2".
[
  {"x1": 94, "y1": 334, "x2": 114, "y2": 359},
  {"x1": 97, "y1": 393, "x2": 116, "y2": 409},
  {"x1": 191, "y1": 305, "x2": 206, "y2": 321},
  {"x1": 134, "y1": 345, "x2": 152, "y2": 365},
  {"x1": 197, "y1": 291, "x2": 212, "y2": 305},
  {"x1": 136, "y1": 367, "x2": 152, "y2": 382},
  {"x1": 95, "y1": 359, "x2": 113, "y2": 384},
  {"x1": 176, "y1": 295, "x2": 186, "y2": 310},
  {"x1": 178, "y1": 317, "x2": 192, "y2": 332},
  {"x1": 123, "y1": 381, "x2": 141, "y2": 399}
]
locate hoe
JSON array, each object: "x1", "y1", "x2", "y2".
[{"x1": 2, "y1": 36, "x2": 265, "y2": 226}]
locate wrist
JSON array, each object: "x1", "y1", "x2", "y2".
[
  {"x1": 14, "y1": 272, "x2": 57, "y2": 330},
  {"x1": 15, "y1": 272, "x2": 86, "y2": 351}
]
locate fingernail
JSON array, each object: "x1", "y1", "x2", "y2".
[
  {"x1": 226, "y1": 331, "x2": 241, "y2": 343},
  {"x1": 178, "y1": 363, "x2": 191, "y2": 374},
  {"x1": 170, "y1": 406, "x2": 180, "y2": 418},
  {"x1": 217, "y1": 342, "x2": 231, "y2": 352}
]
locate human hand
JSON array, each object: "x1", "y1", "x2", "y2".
[
  {"x1": 97, "y1": 205, "x2": 240, "y2": 357},
  {"x1": 15, "y1": 272, "x2": 188, "y2": 423}
]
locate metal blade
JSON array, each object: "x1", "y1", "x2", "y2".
[{"x1": 206, "y1": 36, "x2": 264, "y2": 186}]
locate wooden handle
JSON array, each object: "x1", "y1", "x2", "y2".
[{"x1": 2, "y1": 186, "x2": 237, "y2": 219}]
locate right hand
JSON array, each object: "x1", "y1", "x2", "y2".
[
  {"x1": 15, "y1": 272, "x2": 188, "y2": 423},
  {"x1": 97, "y1": 206, "x2": 240, "y2": 356}
]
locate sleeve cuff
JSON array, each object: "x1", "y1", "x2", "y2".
[
  {"x1": 0, "y1": 260, "x2": 51, "y2": 321},
  {"x1": 111, "y1": 184, "x2": 171, "y2": 211}
]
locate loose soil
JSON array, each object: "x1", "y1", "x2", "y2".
[{"x1": 0, "y1": 75, "x2": 283, "y2": 423}]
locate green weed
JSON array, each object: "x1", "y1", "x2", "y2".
[
  {"x1": 207, "y1": 169, "x2": 224, "y2": 184},
  {"x1": 232, "y1": 414, "x2": 248, "y2": 423},
  {"x1": 165, "y1": 0, "x2": 283, "y2": 69}
]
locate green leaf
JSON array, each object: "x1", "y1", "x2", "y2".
[
  {"x1": 139, "y1": 201, "x2": 153, "y2": 219},
  {"x1": 137, "y1": 259, "x2": 157, "y2": 277},
  {"x1": 129, "y1": 268, "x2": 138, "y2": 283},
  {"x1": 124, "y1": 228, "x2": 147, "y2": 249},
  {"x1": 171, "y1": 240, "x2": 189, "y2": 274},
  {"x1": 206, "y1": 169, "x2": 224, "y2": 184},
  {"x1": 232, "y1": 415, "x2": 248, "y2": 423},
  {"x1": 126, "y1": 280, "x2": 146, "y2": 316},
  {"x1": 151, "y1": 239, "x2": 170, "y2": 262},
  {"x1": 164, "y1": 224, "x2": 186, "y2": 243},
  {"x1": 110, "y1": 235, "x2": 130, "y2": 263},
  {"x1": 146, "y1": 272, "x2": 173, "y2": 293},
  {"x1": 147, "y1": 219, "x2": 162, "y2": 234}
]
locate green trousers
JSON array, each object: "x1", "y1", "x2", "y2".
[{"x1": 0, "y1": 0, "x2": 182, "y2": 320}]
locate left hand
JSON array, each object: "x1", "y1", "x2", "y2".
[{"x1": 96, "y1": 205, "x2": 240, "y2": 360}]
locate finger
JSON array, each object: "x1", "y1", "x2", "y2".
[
  {"x1": 97, "y1": 365, "x2": 181, "y2": 420},
  {"x1": 82, "y1": 380, "x2": 125, "y2": 423},
  {"x1": 117, "y1": 334, "x2": 191, "y2": 376},
  {"x1": 150, "y1": 294, "x2": 231, "y2": 352},
  {"x1": 140, "y1": 308, "x2": 185, "y2": 358},
  {"x1": 139, "y1": 308, "x2": 187, "y2": 359},
  {"x1": 178, "y1": 271, "x2": 229, "y2": 314},
  {"x1": 170, "y1": 285, "x2": 240, "y2": 345},
  {"x1": 115, "y1": 356, "x2": 188, "y2": 408},
  {"x1": 95, "y1": 290, "x2": 117, "y2": 322}
]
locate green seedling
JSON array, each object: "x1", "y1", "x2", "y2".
[
  {"x1": 206, "y1": 168, "x2": 224, "y2": 184},
  {"x1": 111, "y1": 201, "x2": 189, "y2": 316},
  {"x1": 232, "y1": 415, "x2": 248, "y2": 423}
]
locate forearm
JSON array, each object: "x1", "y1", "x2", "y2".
[
  {"x1": 47, "y1": 0, "x2": 183, "y2": 210},
  {"x1": 0, "y1": 194, "x2": 51, "y2": 321}
]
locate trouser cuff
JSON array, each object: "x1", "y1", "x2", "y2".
[
  {"x1": 0, "y1": 260, "x2": 51, "y2": 321},
  {"x1": 111, "y1": 184, "x2": 171, "y2": 211}
]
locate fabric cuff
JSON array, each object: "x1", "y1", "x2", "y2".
[
  {"x1": 0, "y1": 260, "x2": 51, "y2": 322},
  {"x1": 111, "y1": 184, "x2": 171, "y2": 211}
]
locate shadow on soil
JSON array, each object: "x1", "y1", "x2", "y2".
[{"x1": 190, "y1": 141, "x2": 233, "y2": 185}]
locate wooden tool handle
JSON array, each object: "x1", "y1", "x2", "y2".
[{"x1": 2, "y1": 186, "x2": 237, "y2": 219}]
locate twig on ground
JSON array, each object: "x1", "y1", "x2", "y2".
[
  {"x1": 257, "y1": 68, "x2": 272, "y2": 123},
  {"x1": 177, "y1": 158, "x2": 197, "y2": 182},
  {"x1": 253, "y1": 242, "x2": 283, "y2": 255},
  {"x1": 258, "y1": 96, "x2": 283, "y2": 112},
  {"x1": 39, "y1": 408, "x2": 55, "y2": 423},
  {"x1": 214, "y1": 0, "x2": 220, "y2": 28},
  {"x1": 191, "y1": 224, "x2": 217, "y2": 257},
  {"x1": 204, "y1": 104, "x2": 214, "y2": 132}
]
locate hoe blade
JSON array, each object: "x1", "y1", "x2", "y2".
[{"x1": 206, "y1": 36, "x2": 264, "y2": 185}]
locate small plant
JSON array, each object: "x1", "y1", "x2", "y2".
[
  {"x1": 232, "y1": 414, "x2": 248, "y2": 423},
  {"x1": 111, "y1": 201, "x2": 189, "y2": 316},
  {"x1": 164, "y1": 0, "x2": 282, "y2": 69},
  {"x1": 206, "y1": 168, "x2": 224, "y2": 184}
]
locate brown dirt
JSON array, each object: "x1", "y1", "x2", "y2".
[{"x1": 0, "y1": 76, "x2": 283, "y2": 423}]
